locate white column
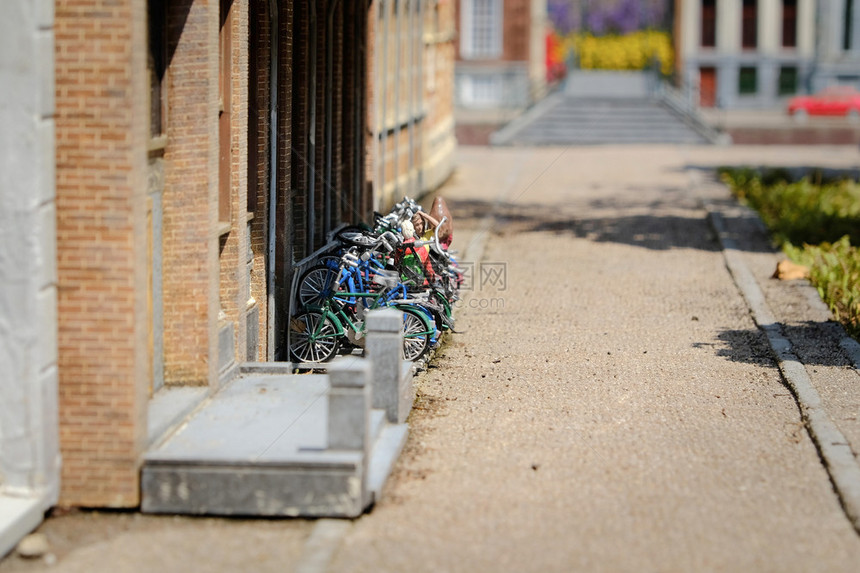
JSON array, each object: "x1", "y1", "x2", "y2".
[
  {"x1": 853, "y1": 0, "x2": 860, "y2": 52},
  {"x1": 797, "y1": 0, "x2": 816, "y2": 57},
  {"x1": 718, "y1": 0, "x2": 742, "y2": 54},
  {"x1": 681, "y1": 0, "x2": 701, "y2": 59},
  {"x1": 760, "y1": 0, "x2": 780, "y2": 54},
  {"x1": 821, "y1": 0, "x2": 845, "y2": 59}
]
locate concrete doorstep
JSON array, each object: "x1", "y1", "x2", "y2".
[{"x1": 141, "y1": 308, "x2": 413, "y2": 518}]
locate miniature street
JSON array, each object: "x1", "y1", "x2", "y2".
[{"x1": 3, "y1": 145, "x2": 860, "y2": 572}]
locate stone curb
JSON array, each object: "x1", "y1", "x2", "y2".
[{"x1": 697, "y1": 173, "x2": 860, "y2": 534}]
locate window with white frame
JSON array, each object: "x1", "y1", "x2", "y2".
[
  {"x1": 461, "y1": 0, "x2": 502, "y2": 59},
  {"x1": 461, "y1": 75, "x2": 503, "y2": 107}
]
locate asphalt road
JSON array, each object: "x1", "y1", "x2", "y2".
[{"x1": 2, "y1": 145, "x2": 860, "y2": 573}]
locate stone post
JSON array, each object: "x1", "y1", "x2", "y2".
[
  {"x1": 365, "y1": 308, "x2": 412, "y2": 423},
  {"x1": 327, "y1": 357, "x2": 372, "y2": 453}
]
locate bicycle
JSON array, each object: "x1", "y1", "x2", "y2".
[{"x1": 289, "y1": 247, "x2": 437, "y2": 363}]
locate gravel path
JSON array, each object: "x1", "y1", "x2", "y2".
[{"x1": 329, "y1": 145, "x2": 860, "y2": 572}]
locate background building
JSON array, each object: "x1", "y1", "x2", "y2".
[
  {"x1": 373, "y1": 0, "x2": 458, "y2": 208},
  {"x1": 676, "y1": 0, "x2": 817, "y2": 109},
  {"x1": 455, "y1": 0, "x2": 548, "y2": 110},
  {"x1": 812, "y1": 0, "x2": 860, "y2": 91}
]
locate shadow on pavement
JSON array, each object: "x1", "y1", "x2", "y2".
[
  {"x1": 694, "y1": 328, "x2": 776, "y2": 367},
  {"x1": 695, "y1": 321, "x2": 857, "y2": 368},
  {"x1": 447, "y1": 197, "x2": 741, "y2": 253}
]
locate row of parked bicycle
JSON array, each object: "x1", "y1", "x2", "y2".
[{"x1": 288, "y1": 197, "x2": 463, "y2": 364}]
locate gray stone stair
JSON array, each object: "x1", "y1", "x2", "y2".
[
  {"x1": 141, "y1": 372, "x2": 409, "y2": 518},
  {"x1": 491, "y1": 71, "x2": 712, "y2": 146},
  {"x1": 496, "y1": 97, "x2": 708, "y2": 146},
  {"x1": 141, "y1": 311, "x2": 414, "y2": 518}
]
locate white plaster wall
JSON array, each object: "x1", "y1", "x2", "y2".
[{"x1": 0, "y1": 0, "x2": 59, "y2": 510}]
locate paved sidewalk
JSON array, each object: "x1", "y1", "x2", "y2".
[{"x1": 328, "y1": 145, "x2": 860, "y2": 572}]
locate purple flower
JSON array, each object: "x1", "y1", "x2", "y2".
[
  {"x1": 548, "y1": 0, "x2": 579, "y2": 34},
  {"x1": 548, "y1": 0, "x2": 671, "y2": 36}
]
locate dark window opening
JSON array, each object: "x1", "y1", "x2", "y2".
[
  {"x1": 845, "y1": 0, "x2": 854, "y2": 51},
  {"x1": 778, "y1": 66, "x2": 798, "y2": 95},
  {"x1": 701, "y1": 0, "x2": 716, "y2": 48},
  {"x1": 739, "y1": 66, "x2": 758, "y2": 94},
  {"x1": 148, "y1": 0, "x2": 167, "y2": 139},
  {"x1": 782, "y1": 0, "x2": 797, "y2": 48},
  {"x1": 742, "y1": 0, "x2": 758, "y2": 50}
]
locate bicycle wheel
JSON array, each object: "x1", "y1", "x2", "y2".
[
  {"x1": 297, "y1": 264, "x2": 340, "y2": 308},
  {"x1": 428, "y1": 290, "x2": 454, "y2": 330},
  {"x1": 400, "y1": 307, "x2": 432, "y2": 362},
  {"x1": 289, "y1": 310, "x2": 341, "y2": 363}
]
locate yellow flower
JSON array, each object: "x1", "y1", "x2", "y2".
[{"x1": 569, "y1": 31, "x2": 674, "y2": 75}]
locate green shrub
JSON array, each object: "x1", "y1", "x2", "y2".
[{"x1": 720, "y1": 168, "x2": 860, "y2": 340}]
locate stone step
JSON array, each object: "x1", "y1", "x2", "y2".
[
  {"x1": 141, "y1": 371, "x2": 409, "y2": 518},
  {"x1": 493, "y1": 89, "x2": 710, "y2": 146},
  {"x1": 367, "y1": 424, "x2": 409, "y2": 501}
]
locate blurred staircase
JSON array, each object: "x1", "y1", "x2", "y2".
[{"x1": 491, "y1": 71, "x2": 723, "y2": 146}]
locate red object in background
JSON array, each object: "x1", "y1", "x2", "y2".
[
  {"x1": 700, "y1": 67, "x2": 717, "y2": 108},
  {"x1": 787, "y1": 86, "x2": 860, "y2": 118},
  {"x1": 545, "y1": 31, "x2": 566, "y2": 83}
]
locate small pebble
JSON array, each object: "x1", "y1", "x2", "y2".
[{"x1": 17, "y1": 533, "x2": 49, "y2": 559}]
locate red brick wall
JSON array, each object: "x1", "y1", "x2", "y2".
[
  {"x1": 290, "y1": 0, "x2": 309, "y2": 261},
  {"x1": 426, "y1": 0, "x2": 456, "y2": 135},
  {"x1": 503, "y1": 0, "x2": 531, "y2": 61},
  {"x1": 454, "y1": 0, "x2": 533, "y2": 62},
  {"x1": 162, "y1": 0, "x2": 220, "y2": 385},
  {"x1": 313, "y1": 5, "x2": 327, "y2": 248},
  {"x1": 248, "y1": 0, "x2": 271, "y2": 361},
  {"x1": 55, "y1": 0, "x2": 149, "y2": 507},
  {"x1": 331, "y1": 3, "x2": 344, "y2": 225},
  {"x1": 365, "y1": 1, "x2": 376, "y2": 218},
  {"x1": 218, "y1": 0, "x2": 250, "y2": 367},
  {"x1": 274, "y1": 0, "x2": 294, "y2": 342}
]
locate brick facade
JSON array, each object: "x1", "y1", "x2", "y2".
[
  {"x1": 218, "y1": 0, "x2": 251, "y2": 371},
  {"x1": 55, "y1": 0, "x2": 149, "y2": 506},
  {"x1": 453, "y1": 0, "x2": 547, "y2": 110},
  {"x1": 43, "y1": 0, "x2": 451, "y2": 509},
  {"x1": 373, "y1": 0, "x2": 457, "y2": 209},
  {"x1": 248, "y1": 0, "x2": 272, "y2": 360},
  {"x1": 162, "y1": 0, "x2": 220, "y2": 386}
]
